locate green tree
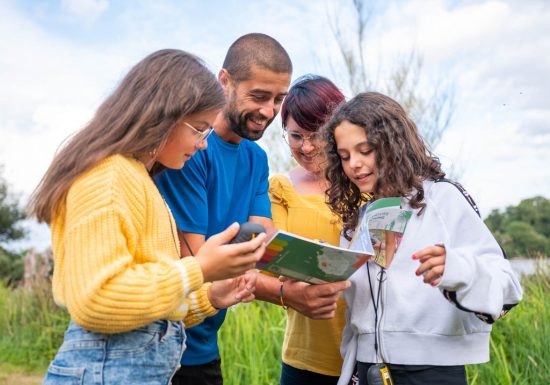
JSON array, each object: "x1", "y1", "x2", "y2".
[
  {"x1": 485, "y1": 208, "x2": 505, "y2": 233},
  {"x1": 503, "y1": 221, "x2": 549, "y2": 257},
  {"x1": 0, "y1": 167, "x2": 26, "y2": 283},
  {"x1": 510, "y1": 196, "x2": 550, "y2": 238},
  {"x1": 485, "y1": 196, "x2": 550, "y2": 258},
  {"x1": 0, "y1": 168, "x2": 25, "y2": 244}
]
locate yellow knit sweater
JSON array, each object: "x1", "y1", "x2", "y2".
[{"x1": 50, "y1": 155, "x2": 217, "y2": 333}]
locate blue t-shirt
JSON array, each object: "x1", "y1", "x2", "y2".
[{"x1": 156, "y1": 131, "x2": 272, "y2": 365}]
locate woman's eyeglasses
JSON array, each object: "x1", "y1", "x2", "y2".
[
  {"x1": 282, "y1": 130, "x2": 323, "y2": 149},
  {"x1": 183, "y1": 121, "x2": 214, "y2": 144}
]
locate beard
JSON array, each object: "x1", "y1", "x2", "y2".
[{"x1": 224, "y1": 99, "x2": 275, "y2": 141}]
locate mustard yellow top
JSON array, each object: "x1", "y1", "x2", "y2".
[
  {"x1": 50, "y1": 154, "x2": 217, "y2": 334},
  {"x1": 269, "y1": 174, "x2": 346, "y2": 376}
]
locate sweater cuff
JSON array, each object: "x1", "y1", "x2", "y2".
[
  {"x1": 439, "y1": 247, "x2": 474, "y2": 291},
  {"x1": 174, "y1": 256, "x2": 204, "y2": 299},
  {"x1": 184, "y1": 283, "x2": 219, "y2": 328}
]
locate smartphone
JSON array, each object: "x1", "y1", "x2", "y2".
[{"x1": 228, "y1": 222, "x2": 266, "y2": 244}]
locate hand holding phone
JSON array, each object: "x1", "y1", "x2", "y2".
[
  {"x1": 228, "y1": 222, "x2": 265, "y2": 244},
  {"x1": 228, "y1": 221, "x2": 266, "y2": 244}
]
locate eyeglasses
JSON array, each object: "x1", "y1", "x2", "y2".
[
  {"x1": 183, "y1": 121, "x2": 214, "y2": 144},
  {"x1": 282, "y1": 130, "x2": 323, "y2": 149}
]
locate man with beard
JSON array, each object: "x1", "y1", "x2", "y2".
[
  {"x1": 156, "y1": 33, "x2": 291, "y2": 385},
  {"x1": 157, "y1": 33, "x2": 348, "y2": 385}
]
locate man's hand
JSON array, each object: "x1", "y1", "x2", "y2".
[{"x1": 282, "y1": 278, "x2": 350, "y2": 320}]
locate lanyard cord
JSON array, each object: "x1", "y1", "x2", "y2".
[
  {"x1": 148, "y1": 170, "x2": 184, "y2": 257},
  {"x1": 366, "y1": 262, "x2": 385, "y2": 361}
]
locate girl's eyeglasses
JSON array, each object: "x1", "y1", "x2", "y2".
[{"x1": 183, "y1": 121, "x2": 214, "y2": 144}]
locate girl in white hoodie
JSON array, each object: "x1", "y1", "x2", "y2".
[{"x1": 323, "y1": 92, "x2": 523, "y2": 385}]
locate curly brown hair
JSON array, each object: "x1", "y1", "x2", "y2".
[{"x1": 324, "y1": 92, "x2": 445, "y2": 240}]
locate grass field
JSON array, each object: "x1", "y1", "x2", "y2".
[{"x1": 1, "y1": 267, "x2": 548, "y2": 385}]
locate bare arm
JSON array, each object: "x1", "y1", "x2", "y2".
[{"x1": 178, "y1": 231, "x2": 205, "y2": 257}]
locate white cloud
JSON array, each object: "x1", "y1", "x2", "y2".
[{"x1": 61, "y1": 0, "x2": 109, "y2": 21}]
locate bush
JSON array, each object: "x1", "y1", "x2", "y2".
[{"x1": 0, "y1": 248, "x2": 24, "y2": 284}]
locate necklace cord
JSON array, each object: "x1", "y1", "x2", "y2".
[{"x1": 367, "y1": 262, "x2": 385, "y2": 362}]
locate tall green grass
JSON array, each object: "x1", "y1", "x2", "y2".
[
  {"x1": 0, "y1": 282, "x2": 69, "y2": 370},
  {"x1": 221, "y1": 268, "x2": 550, "y2": 385},
  {"x1": 0, "y1": 269, "x2": 548, "y2": 384},
  {"x1": 219, "y1": 303, "x2": 286, "y2": 384},
  {"x1": 467, "y1": 267, "x2": 550, "y2": 385}
]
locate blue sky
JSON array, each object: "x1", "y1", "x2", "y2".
[{"x1": 1, "y1": 0, "x2": 549, "y2": 250}]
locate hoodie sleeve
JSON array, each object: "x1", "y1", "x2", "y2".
[{"x1": 429, "y1": 181, "x2": 523, "y2": 323}]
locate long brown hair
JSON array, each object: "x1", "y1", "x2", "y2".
[
  {"x1": 324, "y1": 92, "x2": 445, "y2": 239},
  {"x1": 28, "y1": 49, "x2": 225, "y2": 224}
]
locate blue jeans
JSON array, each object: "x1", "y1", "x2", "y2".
[{"x1": 43, "y1": 320, "x2": 185, "y2": 385}]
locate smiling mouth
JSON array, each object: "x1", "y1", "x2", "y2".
[
  {"x1": 248, "y1": 116, "x2": 267, "y2": 128},
  {"x1": 354, "y1": 172, "x2": 372, "y2": 183},
  {"x1": 301, "y1": 153, "x2": 319, "y2": 161}
]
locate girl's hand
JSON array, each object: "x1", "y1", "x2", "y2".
[
  {"x1": 412, "y1": 245, "x2": 446, "y2": 286},
  {"x1": 207, "y1": 270, "x2": 258, "y2": 309},
  {"x1": 195, "y1": 223, "x2": 267, "y2": 282}
]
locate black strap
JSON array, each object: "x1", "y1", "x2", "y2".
[
  {"x1": 434, "y1": 178, "x2": 517, "y2": 324},
  {"x1": 434, "y1": 178, "x2": 480, "y2": 216}
]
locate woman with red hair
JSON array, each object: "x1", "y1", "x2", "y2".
[{"x1": 269, "y1": 74, "x2": 347, "y2": 385}]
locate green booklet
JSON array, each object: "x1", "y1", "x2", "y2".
[
  {"x1": 257, "y1": 197, "x2": 412, "y2": 283},
  {"x1": 348, "y1": 197, "x2": 413, "y2": 268}
]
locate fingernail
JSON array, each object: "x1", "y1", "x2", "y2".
[
  {"x1": 415, "y1": 271, "x2": 420, "y2": 276},
  {"x1": 412, "y1": 254, "x2": 417, "y2": 260},
  {"x1": 431, "y1": 281, "x2": 437, "y2": 286}
]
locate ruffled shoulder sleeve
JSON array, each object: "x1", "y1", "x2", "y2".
[{"x1": 268, "y1": 174, "x2": 295, "y2": 208}]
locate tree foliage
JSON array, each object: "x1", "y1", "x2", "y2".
[
  {"x1": 485, "y1": 196, "x2": 550, "y2": 258},
  {"x1": 0, "y1": 169, "x2": 25, "y2": 244},
  {"x1": 0, "y1": 167, "x2": 26, "y2": 283}
]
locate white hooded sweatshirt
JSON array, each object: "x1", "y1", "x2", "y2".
[{"x1": 337, "y1": 180, "x2": 523, "y2": 385}]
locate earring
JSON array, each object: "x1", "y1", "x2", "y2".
[{"x1": 148, "y1": 148, "x2": 158, "y2": 158}]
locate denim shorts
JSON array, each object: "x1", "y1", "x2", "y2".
[{"x1": 43, "y1": 319, "x2": 185, "y2": 385}]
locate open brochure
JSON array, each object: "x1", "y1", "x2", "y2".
[
  {"x1": 348, "y1": 197, "x2": 413, "y2": 268},
  {"x1": 258, "y1": 197, "x2": 413, "y2": 284}
]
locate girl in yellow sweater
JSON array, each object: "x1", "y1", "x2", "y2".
[{"x1": 28, "y1": 49, "x2": 266, "y2": 385}]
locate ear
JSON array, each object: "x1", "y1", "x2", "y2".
[{"x1": 218, "y1": 69, "x2": 232, "y2": 96}]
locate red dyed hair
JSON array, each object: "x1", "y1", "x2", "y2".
[{"x1": 281, "y1": 74, "x2": 345, "y2": 132}]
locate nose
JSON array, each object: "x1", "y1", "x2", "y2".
[
  {"x1": 301, "y1": 139, "x2": 315, "y2": 153},
  {"x1": 259, "y1": 100, "x2": 275, "y2": 120},
  {"x1": 349, "y1": 153, "x2": 362, "y2": 169},
  {"x1": 196, "y1": 139, "x2": 208, "y2": 151}
]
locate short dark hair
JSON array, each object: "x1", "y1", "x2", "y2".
[
  {"x1": 222, "y1": 33, "x2": 292, "y2": 81},
  {"x1": 281, "y1": 74, "x2": 345, "y2": 132}
]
